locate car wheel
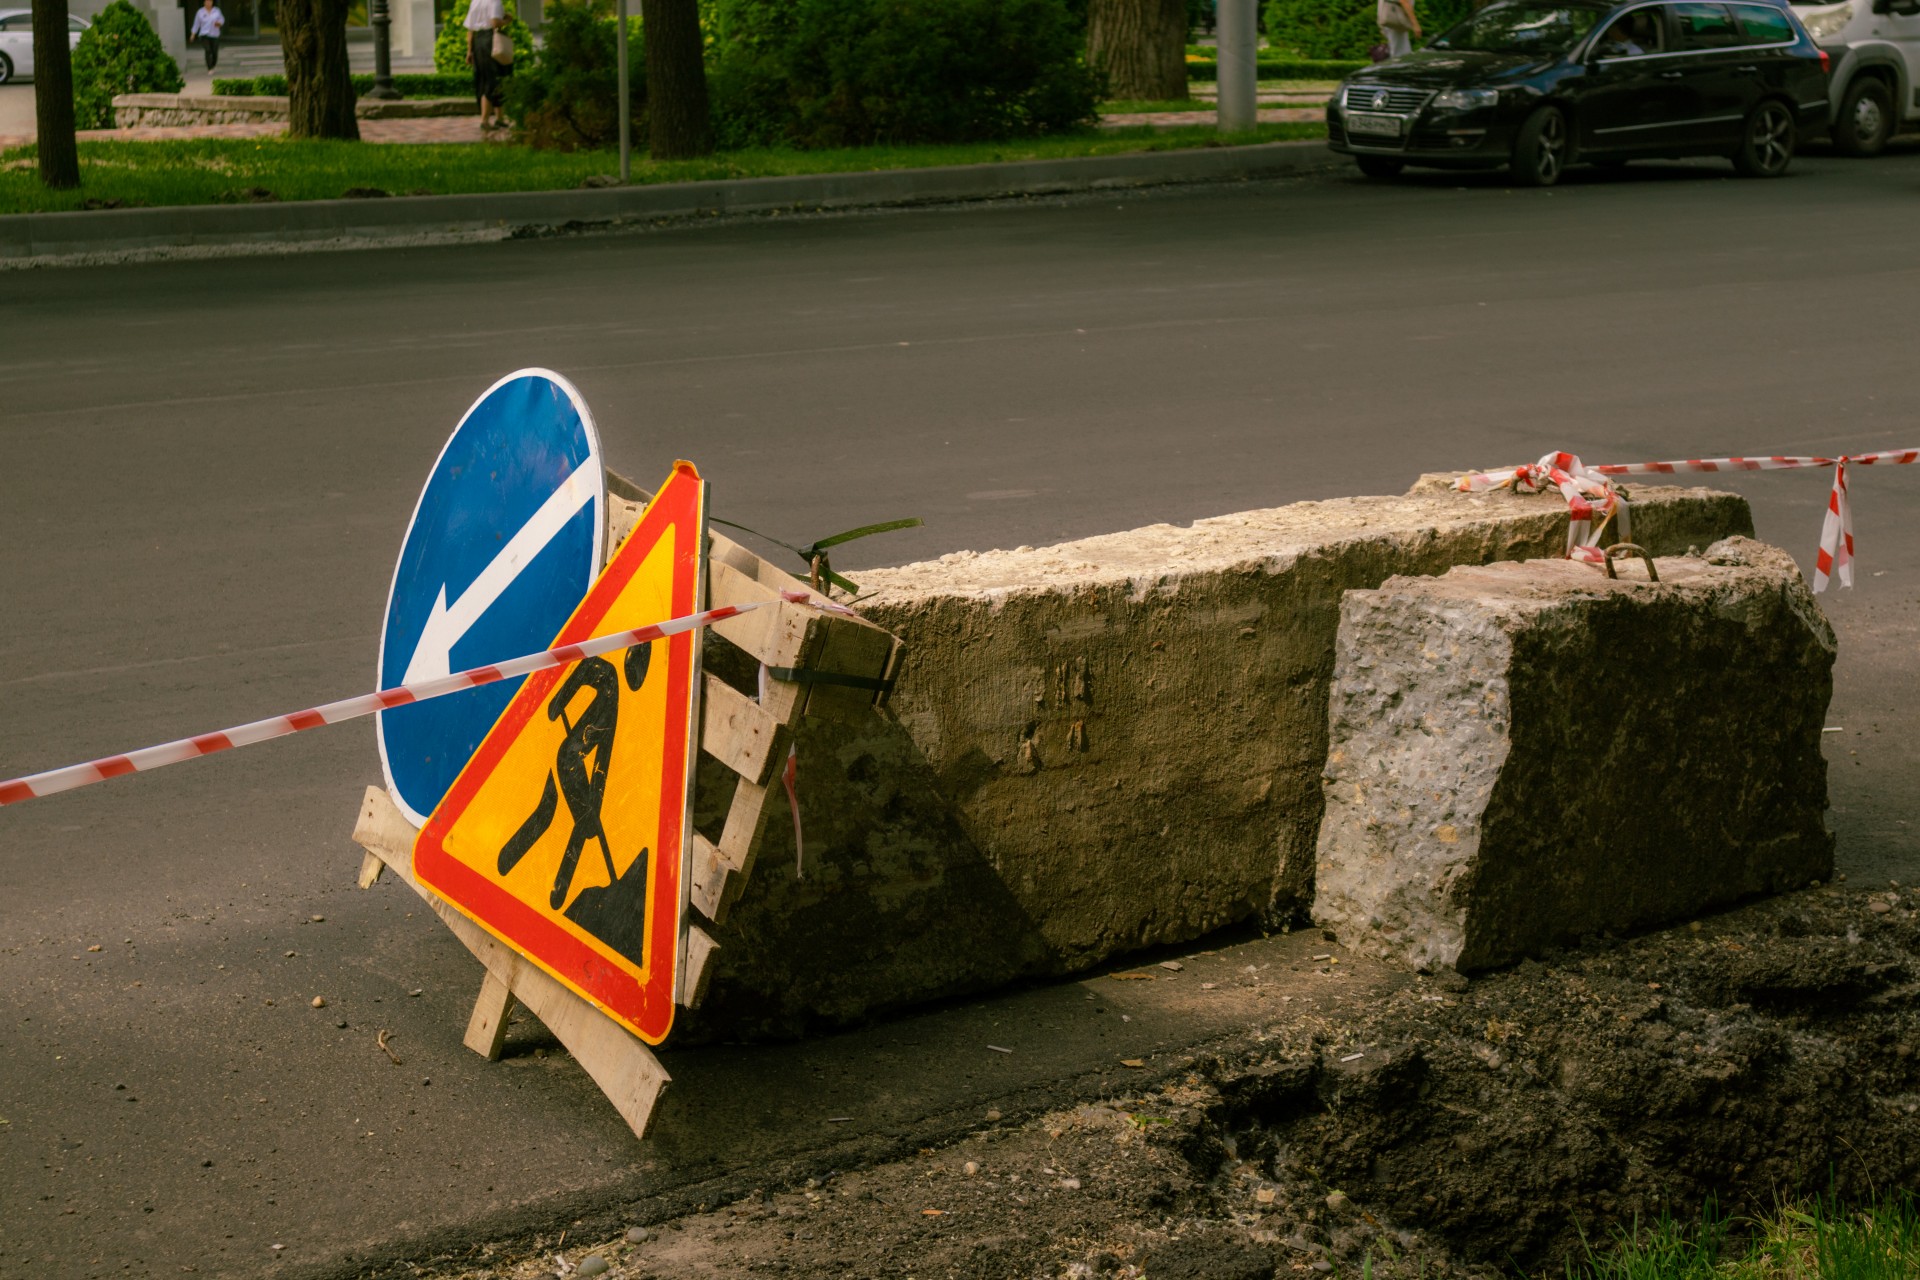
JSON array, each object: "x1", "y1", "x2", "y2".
[
  {"x1": 1831, "y1": 77, "x2": 1892, "y2": 157},
  {"x1": 1510, "y1": 106, "x2": 1568, "y2": 187},
  {"x1": 0, "y1": 54, "x2": 13, "y2": 86},
  {"x1": 1732, "y1": 99, "x2": 1795, "y2": 177},
  {"x1": 1355, "y1": 155, "x2": 1405, "y2": 179}
]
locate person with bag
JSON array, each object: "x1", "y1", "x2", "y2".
[
  {"x1": 1376, "y1": 0, "x2": 1420, "y2": 58},
  {"x1": 464, "y1": 0, "x2": 513, "y2": 132},
  {"x1": 188, "y1": 0, "x2": 225, "y2": 72}
]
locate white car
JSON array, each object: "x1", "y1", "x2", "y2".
[
  {"x1": 1792, "y1": 0, "x2": 1920, "y2": 153},
  {"x1": 0, "y1": 9, "x2": 89, "y2": 85}
]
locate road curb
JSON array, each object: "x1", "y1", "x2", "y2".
[{"x1": 0, "y1": 139, "x2": 1341, "y2": 265}]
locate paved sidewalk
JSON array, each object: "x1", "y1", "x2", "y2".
[{"x1": 0, "y1": 139, "x2": 1343, "y2": 264}]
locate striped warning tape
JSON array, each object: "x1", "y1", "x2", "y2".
[
  {"x1": 1457, "y1": 449, "x2": 1920, "y2": 592},
  {"x1": 0, "y1": 593, "x2": 814, "y2": 808}
]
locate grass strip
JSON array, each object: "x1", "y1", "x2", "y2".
[
  {"x1": 1563, "y1": 1194, "x2": 1920, "y2": 1279},
  {"x1": 0, "y1": 124, "x2": 1323, "y2": 216}
]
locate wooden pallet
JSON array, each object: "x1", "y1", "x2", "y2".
[{"x1": 351, "y1": 484, "x2": 901, "y2": 1140}]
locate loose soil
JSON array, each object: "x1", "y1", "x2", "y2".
[{"x1": 381, "y1": 883, "x2": 1920, "y2": 1279}]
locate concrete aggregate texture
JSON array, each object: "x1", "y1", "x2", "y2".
[{"x1": 1, "y1": 150, "x2": 1919, "y2": 1277}]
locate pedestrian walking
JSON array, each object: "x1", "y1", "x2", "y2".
[
  {"x1": 464, "y1": 0, "x2": 513, "y2": 132},
  {"x1": 1376, "y1": 0, "x2": 1420, "y2": 57},
  {"x1": 188, "y1": 0, "x2": 224, "y2": 72}
]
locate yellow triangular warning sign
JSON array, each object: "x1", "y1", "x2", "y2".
[{"x1": 414, "y1": 462, "x2": 707, "y2": 1045}]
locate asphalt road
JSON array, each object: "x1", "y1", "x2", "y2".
[{"x1": 4, "y1": 149, "x2": 1919, "y2": 1279}]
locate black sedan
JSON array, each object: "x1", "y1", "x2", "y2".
[{"x1": 1327, "y1": 0, "x2": 1831, "y2": 184}]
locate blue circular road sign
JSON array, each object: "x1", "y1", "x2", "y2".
[{"x1": 377, "y1": 369, "x2": 606, "y2": 827}]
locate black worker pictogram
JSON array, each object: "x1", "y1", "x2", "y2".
[{"x1": 496, "y1": 642, "x2": 652, "y2": 910}]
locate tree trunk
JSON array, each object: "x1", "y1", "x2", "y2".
[
  {"x1": 31, "y1": 0, "x2": 79, "y2": 188},
  {"x1": 640, "y1": 0, "x2": 711, "y2": 159},
  {"x1": 279, "y1": 0, "x2": 360, "y2": 140},
  {"x1": 1087, "y1": 0, "x2": 1189, "y2": 101}
]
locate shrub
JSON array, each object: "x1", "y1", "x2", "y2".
[
  {"x1": 706, "y1": 0, "x2": 1100, "y2": 149},
  {"x1": 213, "y1": 72, "x2": 474, "y2": 97},
  {"x1": 1262, "y1": 0, "x2": 1473, "y2": 59},
  {"x1": 70, "y1": 0, "x2": 184, "y2": 129},
  {"x1": 433, "y1": 0, "x2": 536, "y2": 75},
  {"x1": 1184, "y1": 57, "x2": 1366, "y2": 78},
  {"x1": 502, "y1": 0, "x2": 644, "y2": 150}
]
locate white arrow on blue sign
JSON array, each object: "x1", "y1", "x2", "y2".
[{"x1": 376, "y1": 369, "x2": 607, "y2": 827}]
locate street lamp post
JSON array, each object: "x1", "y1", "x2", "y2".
[
  {"x1": 367, "y1": 0, "x2": 401, "y2": 100},
  {"x1": 1216, "y1": 0, "x2": 1257, "y2": 135}
]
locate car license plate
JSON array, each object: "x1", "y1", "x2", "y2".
[{"x1": 1346, "y1": 112, "x2": 1403, "y2": 138}]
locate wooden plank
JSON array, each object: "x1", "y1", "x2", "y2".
[
  {"x1": 798, "y1": 614, "x2": 899, "y2": 723},
  {"x1": 679, "y1": 925, "x2": 719, "y2": 1009},
  {"x1": 357, "y1": 847, "x2": 386, "y2": 889},
  {"x1": 688, "y1": 834, "x2": 735, "y2": 926},
  {"x1": 350, "y1": 786, "x2": 672, "y2": 1140},
  {"x1": 462, "y1": 970, "x2": 516, "y2": 1062},
  {"x1": 607, "y1": 493, "x2": 644, "y2": 552},
  {"x1": 706, "y1": 559, "x2": 816, "y2": 674},
  {"x1": 689, "y1": 773, "x2": 779, "y2": 926},
  {"x1": 717, "y1": 777, "x2": 777, "y2": 883},
  {"x1": 701, "y1": 673, "x2": 784, "y2": 785},
  {"x1": 604, "y1": 468, "x2": 653, "y2": 505}
]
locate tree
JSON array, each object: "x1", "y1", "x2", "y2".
[
  {"x1": 278, "y1": 0, "x2": 360, "y2": 139},
  {"x1": 639, "y1": 0, "x2": 710, "y2": 158},
  {"x1": 32, "y1": 0, "x2": 80, "y2": 188},
  {"x1": 1087, "y1": 0, "x2": 1188, "y2": 101}
]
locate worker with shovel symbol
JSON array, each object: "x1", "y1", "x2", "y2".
[{"x1": 496, "y1": 642, "x2": 652, "y2": 909}]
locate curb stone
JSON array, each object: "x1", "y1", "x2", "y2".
[{"x1": 0, "y1": 139, "x2": 1341, "y2": 267}]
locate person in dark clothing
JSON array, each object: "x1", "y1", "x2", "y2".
[{"x1": 463, "y1": 0, "x2": 512, "y2": 131}]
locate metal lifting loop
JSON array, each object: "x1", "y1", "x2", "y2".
[{"x1": 1602, "y1": 543, "x2": 1659, "y2": 583}]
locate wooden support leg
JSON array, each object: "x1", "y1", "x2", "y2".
[
  {"x1": 351, "y1": 786, "x2": 672, "y2": 1141},
  {"x1": 357, "y1": 848, "x2": 386, "y2": 889},
  {"x1": 463, "y1": 969, "x2": 516, "y2": 1062},
  {"x1": 689, "y1": 778, "x2": 778, "y2": 926}
]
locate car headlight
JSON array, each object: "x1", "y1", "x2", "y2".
[
  {"x1": 1433, "y1": 88, "x2": 1501, "y2": 109},
  {"x1": 1798, "y1": 1, "x2": 1853, "y2": 43}
]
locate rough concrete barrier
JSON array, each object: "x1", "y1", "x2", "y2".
[
  {"x1": 110, "y1": 93, "x2": 475, "y2": 127},
  {"x1": 686, "y1": 481, "x2": 1755, "y2": 1039},
  {"x1": 1313, "y1": 537, "x2": 1835, "y2": 973},
  {"x1": 0, "y1": 140, "x2": 1343, "y2": 264}
]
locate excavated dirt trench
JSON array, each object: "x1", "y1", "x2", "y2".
[{"x1": 409, "y1": 883, "x2": 1920, "y2": 1280}]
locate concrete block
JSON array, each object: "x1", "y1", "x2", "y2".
[
  {"x1": 686, "y1": 482, "x2": 1753, "y2": 1038},
  {"x1": 111, "y1": 93, "x2": 476, "y2": 128},
  {"x1": 1313, "y1": 537, "x2": 1835, "y2": 974}
]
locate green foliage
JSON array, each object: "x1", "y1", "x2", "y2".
[
  {"x1": 1565, "y1": 1194, "x2": 1920, "y2": 1280},
  {"x1": 705, "y1": 0, "x2": 1100, "y2": 149},
  {"x1": 1262, "y1": 0, "x2": 1473, "y2": 59},
  {"x1": 213, "y1": 73, "x2": 474, "y2": 97},
  {"x1": 502, "y1": 0, "x2": 644, "y2": 150},
  {"x1": 433, "y1": 0, "x2": 536, "y2": 75},
  {"x1": 1185, "y1": 57, "x2": 1365, "y2": 78},
  {"x1": 70, "y1": 0, "x2": 184, "y2": 130}
]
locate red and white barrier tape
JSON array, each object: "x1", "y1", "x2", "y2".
[
  {"x1": 0, "y1": 592, "x2": 826, "y2": 808},
  {"x1": 1457, "y1": 449, "x2": 1920, "y2": 592}
]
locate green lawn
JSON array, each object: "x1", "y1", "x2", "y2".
[{"x1": 0, "y1": 124, "x2": 1324, "y2": 216}]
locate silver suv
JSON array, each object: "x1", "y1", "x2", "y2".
[{"x1": 1792, "y1": 0, "x2": 1920, "y2": 152}]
